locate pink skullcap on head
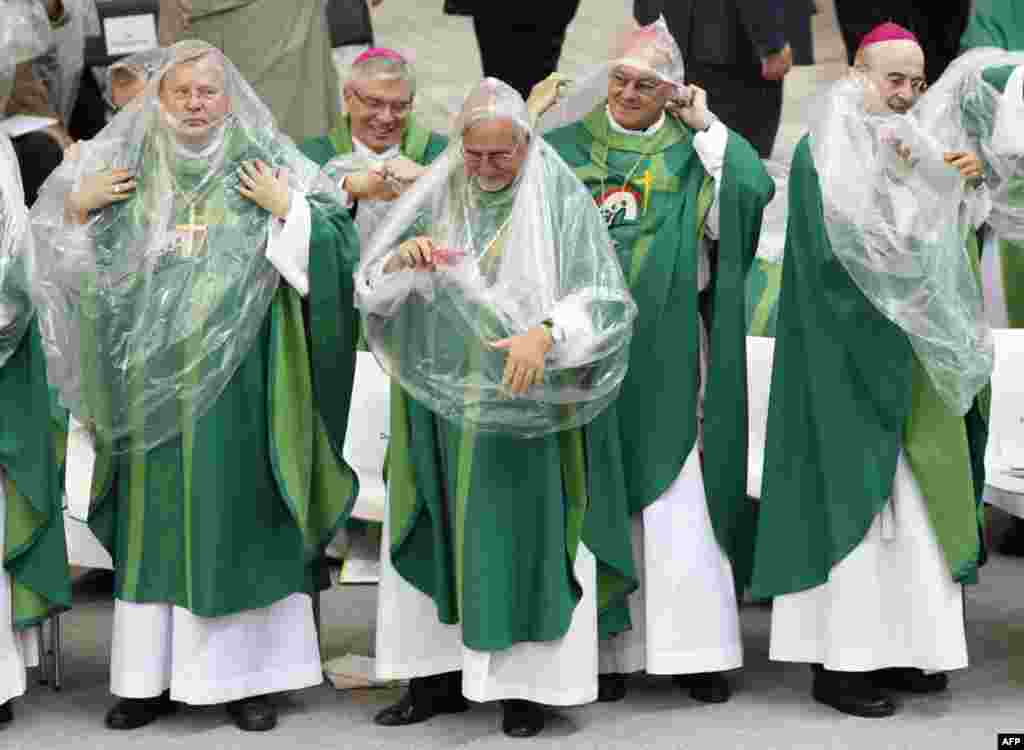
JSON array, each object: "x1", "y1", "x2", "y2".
[
  {"x1": 857, "y1": 22, "x2": 920, "y2": 53},
  {"x1": 353, "y1": 47, "x2": 407, "y2": 66}
]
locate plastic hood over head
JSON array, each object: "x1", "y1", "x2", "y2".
[
  {"x1": 29, "y1": 40, "x2": 342, "y2": 451},
  {"x1": 354, "y1": 78, "x2": 637, "y2": 437}
]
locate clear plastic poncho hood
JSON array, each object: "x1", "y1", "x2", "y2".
[
  {"x1": 810, "y1": 74, "x2": 993, "y2": 415},
  {"x1": 34, "y1": 0, "x2": 101, "y2": 122},
  {"x1": 0, "y1": 133, "x2": 32, "y2": 368},
  {"x1": 29, "y1": 40, "x2": 341, "y2": 451},
  {"x1": 537, "y1": 16, "x2": 684, "y2": 134},
  {"x1": 355, "y1": 78, "x2": 637, "y2": 437},
  {"x1": 0, "y1": 0, "x2": 54, "y2": 98},
  {"x1": 916, "y1": 48, "x2": 1024, "y2": 242}
]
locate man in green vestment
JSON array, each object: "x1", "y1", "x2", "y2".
[
  {"x1": 301, "y1": 47, "x2": 447, "y2": 248},
  {"x1": 534, "y1": 17, "x2": 774, "y2": 704},
  {"x1": 29, "y1": 41, "x2": 359, "y2": 732},
  {"x1": 0, "y1": 8, "x2": 71, "y2": 721},
  {"x1": 751, "y1": 24, "x2": 993, "y2": 719},
  {"x1": 357, "y1": 77, "x2": 638, "y2": 739},
  {"x1": 960, "y1": 2, "x2": 1024, "y2": 556}
]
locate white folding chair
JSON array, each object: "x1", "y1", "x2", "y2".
[{"x1": 984, "y1": 328, "x2": 1024, "y2": 520}]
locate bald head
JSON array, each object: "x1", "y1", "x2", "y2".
[{"x1": 855, "y1": 39, "x2": 926, "y2": 114}]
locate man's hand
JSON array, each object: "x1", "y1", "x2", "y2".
[
  {"x1": 237, "y1": 160, "x2": 292, "y2": 219},
  {"x1": 344, "y1": 169, "x2": 400, "y2": 202},
  {"x1": 492, "y1": 326, "x2": 554, "y2": 396},
  {"x1": 67, "y1": 169, "x2": 136, "y2": 220},
  {"x1": 944, "y1": 151, "x2": 985, "y2": 182},
  {"x1": 381, "y1": 155, "x2": 427, "y2": 190},
  {"x1": 527, "y1": 73, "x2": 571, "y2": 123},
  {"x1": 670, "y1": 84, "x2": 714, "y2": 132},
  {"x1": 384, "y1": 236, "x2": 436, "y2": 273},
  {"x1": 762, "y1": 44, "x2": 793, "y2": 82}
]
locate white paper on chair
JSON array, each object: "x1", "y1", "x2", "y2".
[
  {"x1": 65, "y1": 416, "x2": 96, "y2": 521},
  {"x1": 103, "y1": 14, "x2": 158, "y2": 56}
]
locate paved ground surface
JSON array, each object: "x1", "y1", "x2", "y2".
[{"x1": 4, "y1": 2, "x2": 1023, "y2": 748}]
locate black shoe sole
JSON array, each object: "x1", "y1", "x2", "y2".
[{"x1": 812, "y1": 687, "x2": 895, "y2": 718}]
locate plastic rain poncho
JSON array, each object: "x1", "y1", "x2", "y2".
[
  {"x1": 100, "y1": 48, "x2": 169, "y2": 113},
  {"x1": 809, "y1": 74, "x2": 993, "y2": 415},
  {"x1": 0, "y1": 133, "x2": 32, "y2": 368},
  {"x1": 34, "y1": 0, "x2": 101, "y2": 123},
  {"x1": 354, "y1": 78, "x2": 637, "y2": 437},
  {"x1": 0, "y1": 0, "x2": 53, "y2": 84},
  {"x1": 537, "y1": 16, "x2": 685, "y2": 135},
  {"x1": 915, "y1": 47, "x2": 1024, "y2": 242},
  {"x1": 29, "y1": 40, "x2": 341, "y2": 451}
]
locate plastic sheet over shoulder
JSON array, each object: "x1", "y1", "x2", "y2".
[
  {"x1": 355, "y1": 79, "x2": 637, "y2": 437},
  {"x1": 810, "y1": 75, "x2": 993, "y2": 415},
  {"x1": 0, "y1": 133, "x2": 33, "y2": 368},
  {"x1": 28, "y1": 40, "x2": 343, "y2": 452}
]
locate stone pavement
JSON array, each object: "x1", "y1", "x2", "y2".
[{"x1": 4, "y1": 2, "x2": 1023, "y2": 749}]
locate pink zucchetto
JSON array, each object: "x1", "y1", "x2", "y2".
[{"x1": 856, "y1": 22, "x2": 920, "y2": 54}]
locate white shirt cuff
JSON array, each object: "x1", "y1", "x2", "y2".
[{"x1": 265, "y1": 189, "x2": 311, "y2": 297}]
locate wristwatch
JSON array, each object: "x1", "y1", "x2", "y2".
[{"x1": 540, "y1": 319, "x2": 565, "y2": 345}]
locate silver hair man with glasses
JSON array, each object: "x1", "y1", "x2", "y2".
[
  {"x1": 354, "y1": 77, "x2": 638, "y2": 739},
  {"x1": 534, "y1": 17, "x2": 773, "y2": 705},
  {"x1": 302, "y1": 48, "x2": 447, "y2": 250}
]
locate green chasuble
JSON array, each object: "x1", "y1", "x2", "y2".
[
  {"x1": 967, "y1": 64, "x2": 1024, "y2": 328},
  {"x1": 961, "y1": 0, "x2": 1024, "y2": 52},
  {"x1": 545, "y1": 106, "x2": 774, "y2": 592},
  {"x1": 750, "y1": 136, "x2": 988, "y2": 600},
  {"x1": 385, "y1": 185, "x2": 637, "y2": 649},
  {"x1": 2, "y1": 322, "x2": 71, "y2": 629},
  {"x1": 86, "y1": 138, "x2": 362, "y2": 617},
  {"x1": 300, "y1": 115, "x2": 448, "y2": 172}
]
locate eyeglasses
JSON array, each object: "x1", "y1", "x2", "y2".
[
  {"x1": 610, "y1": 71, "x2": 664, "y2": 98},
  {"x1": 462, "y1": 143, "x2": 521, "y2": 168},
  {"x1": 349, "y1": 87, "x2": 413, "y2": 116}
]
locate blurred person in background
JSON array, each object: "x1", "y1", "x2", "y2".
[
  {"x1": 444, "y1": 0, "x2": 582, "y2": 101},
  {"x1": 158, "y1": 0, "x2": 341, "y2": 142},
  {"x1": 635, "y1": 0, "x2": 815, "y2": 158}
]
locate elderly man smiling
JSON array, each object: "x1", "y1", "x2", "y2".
[
  {"x1": 534, "y1": 17, "x2": 774, "y2": 705},
  {"x1": 30, "y1": 40, "x2": 360, "y2": 733},
  {"x1": 356, "y1": 77, "x2": 637, "y2": 739},
  {"x1": 303, "y1": 48, "x2": 447, "y2": 248},
  {"x1": 752, "y1": 24, "x2": 992, "y2": 718}
]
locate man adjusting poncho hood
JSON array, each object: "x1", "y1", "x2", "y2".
[{"x1": 355, "y1": 77, "x2": 637, "y2": 437}]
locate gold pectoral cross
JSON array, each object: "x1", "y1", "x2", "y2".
[{"x1": 173, "y1": 206, "x2": 208, "y2": 259}]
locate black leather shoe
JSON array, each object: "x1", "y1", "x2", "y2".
[
  {"x1": 501, "y1": 700, "x2": 545, "y2": 738},
  {"x1": 674, "y1": 672, "x2": 732, "y2": 703},
  {"x1": 870, "y1": 668, "x2": 948, "y2": 694},
  {"x1": 812, "y1": 668, "x2": 895, "y2": 718},
  {"x1": 598, "y1": 673, "x2": 627, "y2": 703},
  {"x1": 226, "y1": 696, "x2": 277, "y2": 731},
  {"x1": 0, "y1": 701, "x2": 12, "y2": 724},
  {"x1": 105, "y1": 690, "x2": 177, "y2": 730},
  {"x1": 998, "y1": 518, "x2": 1024, "y2": 557},
  {"x1": 374, "y1": 672, "x2": 468, "y2": 727}
]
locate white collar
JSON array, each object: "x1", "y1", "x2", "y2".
[
  {"x1": 352, "y1": 136, "x2": 401, "y2": 161},
  {"x1": 605, "y1": 106, "x2": 665, "y2": 136}
]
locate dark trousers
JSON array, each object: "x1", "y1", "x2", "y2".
[
  {"x1": 12, "y1": 130, "x2": 64, "y2": 207},
  {"x1": 686, "y1": 61, "x2": 783, "y2": 159},
  {"x1": 471, "y1": 0, "x2": 581, "y2": 101}
]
